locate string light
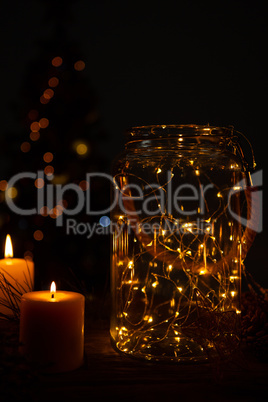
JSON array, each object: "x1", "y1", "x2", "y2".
[{"x1": 112, "y1": 155, "x2": 243, "y2": 361}]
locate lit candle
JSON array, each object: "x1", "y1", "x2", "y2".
[
  {"x1": 0, "y1": 234, "x2": 34, "y2": 317},
  {"x1": 19, "y1": 282, "x2": 85, "y2": 373}
]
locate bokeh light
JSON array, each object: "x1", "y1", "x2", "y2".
[
  {"x1": 28, "y1": 109, "x2": 39, "y2": 120},
  {"x1": 79, "y1": 180, "x2": 89, "y2": 191},
  {"x1": 40, "y1": 95, "x2": 50, "y2": 104},
  {"x1": 35, "y1": 178, "x2": 45, "y2": 189},
  {"x1": 43, "y1": 152, "x2": 53, "y2": 163},
  {"x1": 0, "y1": 180, "x2": 8, "y2": 191},
  {"x1": 6, "y1": 187, "x2": 18, "y2": 199},
  {"x1": 30, "y1": 121, "x2": 40, "y2": 132},
  {"x1": 20, "y1": 142, "x2": 31, "y2": 153},
  {"x1": 48, "y1": 77, "x2": 59, "y2": 87},
  {"x1": 99, "y1": 216, "x2": 110, "y2": 227},
  {"x1": 74, "y1": 60, "x2": 86, "y2": 71},
  {"x1": 39, "y1": 118, "x2": 49, "y2": 128},
  {"x1": 43, "y1": 89, "x2": 54, "y2": 100},
  {"x1": 44, "y1": 165, "x2": 54, "y2": 176},
  {"x1": 76, "y1": 143, "x2": 88, "y2": 155},
  {"x1": 33, "y1": 230, "x2": 44, "y2": 241},
  {"x1": 30, "y1": 131, "x2": 40, "y2": 141},
  {"x1": 52, "y1": 56, "x2": 63, "y2": 67}
]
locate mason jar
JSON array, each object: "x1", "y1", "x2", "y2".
[{"x1": 110, "y1": 124, "x2": 254, "y2": 362}]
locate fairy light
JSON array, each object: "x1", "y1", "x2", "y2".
[{"x1": 112, "y1": 152, "x2": 244, "y2": 360}]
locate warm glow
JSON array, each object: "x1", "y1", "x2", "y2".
[
  {"x1": 5, "y1": 234, "x2": 13, "y2": 258},
  {"x1": 50, "y1": 281, "x2": 56, "y2": 298}
]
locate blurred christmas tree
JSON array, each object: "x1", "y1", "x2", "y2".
[{"x1": 0, "y1": 0, "x2": 110, "y2": 301}]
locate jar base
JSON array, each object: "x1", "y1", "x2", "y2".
[{"x1": 111, "y1": 332, "x2": 213, "y2": 363}]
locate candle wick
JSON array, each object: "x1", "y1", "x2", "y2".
[{"x1": 51, "y1": 293, "x2": 55, "y2": 299}]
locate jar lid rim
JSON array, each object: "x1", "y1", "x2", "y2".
[{"x1": 126, "y1": 124, "x2": 234, "y2": 138}]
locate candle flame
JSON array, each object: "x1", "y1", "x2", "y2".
[
  {"x1": 4, "y1": 234, "x2": 13, "y2": 258},
  {"x1": 50, "y1": 281, "x2": 56, "y2": 296}
]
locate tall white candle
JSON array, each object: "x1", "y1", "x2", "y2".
[{"x1": 0, "y1": 234, "x2": 34, "y2": 317}]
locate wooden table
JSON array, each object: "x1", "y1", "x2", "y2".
[{"x1": 1, "y1": 319, "x2": 268, "y2": 402}]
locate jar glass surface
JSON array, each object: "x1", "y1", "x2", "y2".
[{"x1": 110, "y1": 125, "x2": 245, "y2": 362}]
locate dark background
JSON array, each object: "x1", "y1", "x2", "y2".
[{"x1": 0, "y1": 0, "x2": 266, "y2": 295}]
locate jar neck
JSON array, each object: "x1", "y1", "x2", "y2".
[
  {"x1": 125, "y1": 125, "x2": 235, "y2": 152},
  {"x1": 125, "y1": 136, "x2": 233, "y2": 152}
]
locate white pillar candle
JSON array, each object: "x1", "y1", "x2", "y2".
[
  {"x1": 19, "y1": 282, "x2": 85, "y2": 373},
  {"x1": 0, "y1": 234, "x2": 34, "y2": 317}
]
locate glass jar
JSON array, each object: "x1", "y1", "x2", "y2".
[{"x1": 110, "y1": 125, "x2": 253, "y2": 362}]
